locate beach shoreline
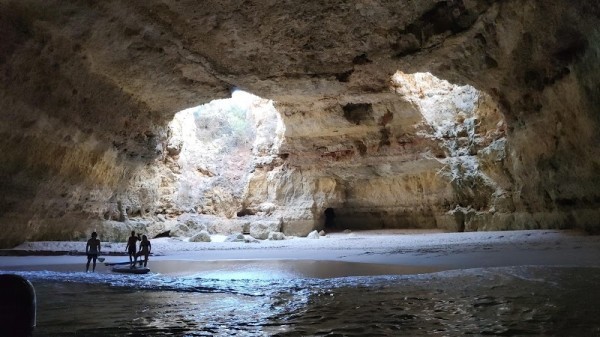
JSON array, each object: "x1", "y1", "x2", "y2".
[{"x1": 1, "y1": 229, "x2": 599, "y2": 277}]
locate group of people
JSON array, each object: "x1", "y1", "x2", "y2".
[
  {"x1": 85, "y1": 231, "x2": 152, "y2": 272},
  {"x1": 126, "y1": 231, "x2": 152, "y2": 268}
]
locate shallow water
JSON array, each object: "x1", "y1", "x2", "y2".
[
  {"x1": 2, "y1": 265, "x2": 600, "y2": 336},
  {"x1": 2, "y1": 259, "x2": 443, "y2": 279}
]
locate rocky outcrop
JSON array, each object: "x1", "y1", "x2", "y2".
[{"x1": 0, "y1": 0, "x2": 598, "y2": 247}]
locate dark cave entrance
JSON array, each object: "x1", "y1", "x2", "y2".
[{"x1": 324, "y1": 207, "x2": 336, "y2": 229}]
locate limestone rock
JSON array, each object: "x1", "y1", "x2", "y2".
[
  {"x1": 307, "y1": 230, "x2": 320, "y2": 239},
  {"x1": 225, "y1": 233, "x2": 245, "y2": 242},
  {"x1": 243, "y1": 235, "x2": 260, "y2": 244},
  {"x1": 0, "y1": 0, "x2": 598, "y2": 247},
  {"x1": 169, "y1": 223, "x2": 190, "y2": 238},
  {"x1": 267, "y1": 232, "x2": 286, "y2": 241},
  {"x1": 249, "y1": 220, "x2": 282, "y2": 240},
  {"x1": 189, "y1": 230, "x2": 211, "y2": 243}
]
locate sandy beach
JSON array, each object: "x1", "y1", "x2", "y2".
[
  {"x1": 1, "y1": 229, "x2": 599, "y2": 278},
  {"x1": 2, "y1": 229, "x2": 600, "y2": 336}
]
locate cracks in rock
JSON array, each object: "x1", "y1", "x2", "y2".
[
  {"x1": 352, "y1": 53, "x2": 372, "y2": 65},
  {"x1": 175, "y1": 46, "x2": 232, "y2": 88},
  {"x1": 392, "y1": 0, "x2": 495, "y2": 58},
  {"x1": 335, "y1": 69, "x2": 354, "y2": 83},
  {"x1": 377, "y1": 110, "x2": 394, "y2": 150},
  {"x1": 320, "y1": 149, "x2": 355, "y2": 162},
  {"x1": 353, "y1": 141, "x2": 368, "y2": 157},
  {"x1": 378, "y1": 127, "x2": 392, "y2": 148}
]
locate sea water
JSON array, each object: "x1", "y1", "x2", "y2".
[{"x1": 3, "y1": 265, "x2": 600, "y2": 336}]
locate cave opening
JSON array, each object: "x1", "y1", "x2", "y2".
[
  {"x1": 158, "y1": 89, "x2": 286, "y2": 236},
  {"x1": 324, "y1": 207, "x2": 336, "y2": 229},
  {"x1": 158, "y1": 72, "x2": 508, "y2": 237},
  {"x1": 330, "y1": 71, "x2": 507, "y2": 232}
]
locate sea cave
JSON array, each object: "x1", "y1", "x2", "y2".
[
  {"x1": 1, "y1": 0, "x2": 598, "y2": 246},
  {"x1": 0, "y1": 1, "x2": 600, "y2": 335}
]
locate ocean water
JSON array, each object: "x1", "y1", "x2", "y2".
[{"x1": 3, "y1": 265, "x2": 600, "y2": 336}]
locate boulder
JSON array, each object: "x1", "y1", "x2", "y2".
[
  {"x1": 307, "y1": 230, "x2": 320, "y2": 239},
  {"x1": 267, "y1": 232, "x2": 286, "y2": 240},
  {"x1": 249, "y1": 220, "x2": 282, "y2": 240},
  {"x1": 189, "y1": 230, "x2": 211, "y2": 242}
]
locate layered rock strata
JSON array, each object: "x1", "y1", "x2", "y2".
[{"x1": 0, "y1": 0, "x2": 598, "y2": 247}]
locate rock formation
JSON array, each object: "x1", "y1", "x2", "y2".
[{"x1": 0, "y1": 0, "x2": 598, "y2": 247}]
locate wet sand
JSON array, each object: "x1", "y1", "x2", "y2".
[
  {"x1": 3, "y1": 229, "x2": 599, "y2": 336},
  {"x1": 1, "y1": 229, "x2": 599, "y2": 278},
  {"x1": 0, "y1": 259, "x2": 443, "y2": 279}
]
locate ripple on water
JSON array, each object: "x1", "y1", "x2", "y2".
[{"x1": 2, "y1": 265, "x2": 600, "y2": 336}]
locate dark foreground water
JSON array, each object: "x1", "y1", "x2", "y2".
[{"x1": 3, "y1": 265, "x2": 600, "y2": 336}]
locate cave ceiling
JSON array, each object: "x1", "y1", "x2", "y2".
[{"x1": 0, "y1": 0, "x2": 599, "y2": 246}]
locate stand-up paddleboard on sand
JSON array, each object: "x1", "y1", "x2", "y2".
[
  {"x1": 111, "y1": 266, "x2": 150, "y2": 274},
  {"x1": 105, "y1": 260, "x2": 150, "y2": 274},
  {"x1": 104, "y1": 261, "x2": 136, "y2": 266}
]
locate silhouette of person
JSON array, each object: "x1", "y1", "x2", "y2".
[
  {"x1": 135, "y1": 235, "x2": 151, "y2": 268},
  {"x1": 85, "y1": 232, "x2": 101, "y2": 272},
  {"x1": 125, "y1": 231, "x2": 140, "y2": 267}
]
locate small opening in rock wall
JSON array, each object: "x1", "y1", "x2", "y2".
[
  {"x1": 324, "y1": 207, "x2": 336, "y2": 229},
  {"x1": 237, "y1": 209, "x2": 255, "y2": 217},
  {"x1": 342, "y1": 103, "x2": 373, "y2": 125},
  {"x1": 154, "y1": 230, "x2": 170, "y2": 238}
]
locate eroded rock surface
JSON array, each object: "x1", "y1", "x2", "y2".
[{"x1": 0, "y1": 0, "x2": 599, "y2": 247}]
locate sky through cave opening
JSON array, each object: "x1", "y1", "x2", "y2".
[
  {"x1": 165, "y1": 89, "x2": 285, "y2": 222},
  {"x1": 163, "y1": 72, "x2": 508, "y2": 235}
]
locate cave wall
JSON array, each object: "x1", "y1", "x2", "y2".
[
  {"x1": 0, "y1": 0, "x2": 598, "y2": 246},
  {"x1": 269, "y1": 71, "x2": 507, "y2": 234}
]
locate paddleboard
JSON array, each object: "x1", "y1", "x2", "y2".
[
  {"x1": 111, "y1": 266, "x2": 150, "y2": 274},
  {"x1": 105, "y1": 261, "x2": 132, "y2": 266}
]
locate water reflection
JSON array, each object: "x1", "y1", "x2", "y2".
[
  {"x1": 1, "y1": 259, "x2": 443, "y2": 279},
  {"x1": 34, "y1": 281, "x2": 279, "y2": 336},
  {"x1": 1, "y1": 265, "x2": 599, "y2": 336}
]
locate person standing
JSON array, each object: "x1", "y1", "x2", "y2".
[
  {"x1": 85, "y1": 232, "x2": 101, "y2": 272},
  {"x1": 135, "y1": 235, "x2": 152, "y2": 268},
  {"x1": 125, "y1": 231, "x2": 140, "y2": 267}
]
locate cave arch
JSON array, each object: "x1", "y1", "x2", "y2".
[{"x1": 0, "y1": 0, "x2": 598, "y2": 246}]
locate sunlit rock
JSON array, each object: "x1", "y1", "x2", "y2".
[
  {"x1": 267, "y1": 232, "x2": 285, "y2": 241},
  {"x1": 0, "y1": 0, "x2": 598, "y2": 246},
  {"x1": 249, "y1": 220, "x2": 282, "y2": 240},
  {"x1": 306, "y1": 230, "x2": 320, "y2": 239}
]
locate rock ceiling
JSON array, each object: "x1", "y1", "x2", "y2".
[{"x1": 0, "y1": 0, "x2": 599, "y2": 247}]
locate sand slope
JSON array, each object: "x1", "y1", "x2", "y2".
[{"x1": 1, "y1": 230, "x2": 599, "y2": 274}]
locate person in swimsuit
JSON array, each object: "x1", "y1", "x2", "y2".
[
  {"x1": 86, "y1": 232, "x2": 101, "y2": 272},
  {"x1": 135, "y1": 235, "x2": 151, "y2": 268},
  {"x1": 125, "y1": 231, "x2": 140, "y2": 267}
]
